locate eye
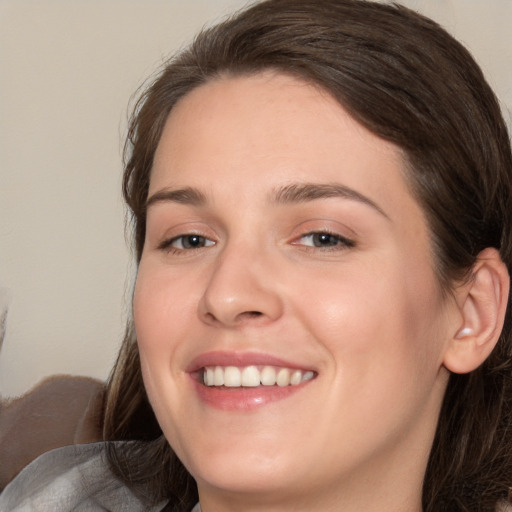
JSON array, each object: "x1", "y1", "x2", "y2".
[
  {"x1": 297, "y1": 232, "x2": 354, "y2": 249},
  {"x1": 161, "y1": 234, "x2": 215, "y2": 251}
]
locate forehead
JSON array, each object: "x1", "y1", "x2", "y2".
[{"x1": 150, "y1": 72, "x2": 418, "y2": 221}]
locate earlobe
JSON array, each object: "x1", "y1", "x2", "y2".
[{"x1": 443, "y1": 248, "x2": 510, "y2": 374}]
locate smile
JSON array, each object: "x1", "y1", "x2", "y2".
[{"x1": 202, "y1": 365, "x2": 315, "y2": 387}]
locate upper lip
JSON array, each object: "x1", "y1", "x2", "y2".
[{"x1": 186, "y1": 351, "x2": 316, "y2": 373}]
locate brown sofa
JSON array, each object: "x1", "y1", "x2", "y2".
[{"x1": 0, "y1": 375, "x2": 104, "y2": 491}]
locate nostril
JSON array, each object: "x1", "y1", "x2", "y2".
[
  {"x1": 204, "y1": 312, "x2": 217, "y2": 323},
  {"x1": 203, "y1": 310, "x2": 262, "y2": 324},
  {"x1": 234, "y1": 310, "x2": 264, "y2": 323}
]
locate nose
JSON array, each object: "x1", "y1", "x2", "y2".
[{"x1": 199, "y1": 243, "x2": 284, "y2": 328}]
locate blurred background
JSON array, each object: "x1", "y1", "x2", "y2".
[{"x1": 1, "y1": 0, "x2": 511, "y2": 398}]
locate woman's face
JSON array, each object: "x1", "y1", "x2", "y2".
[{"x1": 134, "y1": 72, "x2": 459, "y2": 509}]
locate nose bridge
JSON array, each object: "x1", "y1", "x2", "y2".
[{"x1": 199, "y1": 237, "x2": 283, "y2": 327}]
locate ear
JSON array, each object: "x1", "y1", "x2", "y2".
[{"x1": 443, "y1": 248, "x2": 510, "y2": 374}]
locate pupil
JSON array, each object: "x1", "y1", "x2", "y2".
[
  {"x1": 184, "y1": 235, "x2": 203, "y2": 248},
  {"x1": 314, "y1": 233, "x2": 337, "y2": 246}
]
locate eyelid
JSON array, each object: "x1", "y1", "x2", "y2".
[
  {"x1": 292, "y1": 229, "x2": 355, "y2": 250},
  {"x1": 288, "y1": 217, "x2": 357, "y2": 248},
  {"x1": 158, "y1": 233, "x2": 216, "y2": 253},
  {"x1": 147, "y1": 216, "x2": 219, "y2": 252}
]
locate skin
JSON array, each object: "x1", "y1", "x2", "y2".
[{"x1": 134, "y1": 72, "x2": 464, "y2": 512}]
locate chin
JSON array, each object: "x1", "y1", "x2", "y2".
[{"x1": 177, "y1": 435, "x2": 304, "y2": 495}]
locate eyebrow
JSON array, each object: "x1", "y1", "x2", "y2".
[
  {"x1": 146, "y1": 182, "x2": 388, "y2": 219},
  {"x1": 271, "y1": 183, "x2": 389, "y2": 219},
  {"x1": 146, "y1": 187, "x2": 207, "y2": 209}
]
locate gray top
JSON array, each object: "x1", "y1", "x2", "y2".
[{"x1": 0, "y1": 442, "x2": 172, "y2": 511}]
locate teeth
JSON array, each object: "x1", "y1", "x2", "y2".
[
  {"x1": 202, "y1": 365, "x2": 315, "y2": 388},
  {"x1": 276, "y1": 368, "x2": 291, "y2": 387},
  {"x1": 260, "y1": 366, "x2": 276, "y2": 386},
  {"x1": 213, "y1": 366, "x2": 224, "y2": 386},
  {"x1": 290, "y1": 370, "x2": 302, "y2": 386},
  {"x1": 204, "y1": 367, "x2": 214, "y2": 386},
  {"x1": 241, "y1": 366, "x2": 260, "y2": 387},
  {"x1": 224, "y1": 366, "x2": 241, "y2": 387},
  {"x1": 302, "y1": 371, "x2": 315, "y2": 382}
]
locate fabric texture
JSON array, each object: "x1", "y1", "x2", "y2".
[{"x1": 0, "y1": 442, "x2": 167, "y2": 511}]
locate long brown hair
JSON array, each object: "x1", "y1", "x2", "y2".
[{"x1": 103, "y1": 1, "x2": 512, "y2": 510}]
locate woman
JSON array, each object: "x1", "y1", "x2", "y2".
[{"x1": 2, "y1": 0, "x2": 512, "y2": 511}]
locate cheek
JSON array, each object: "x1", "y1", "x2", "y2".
[
  {"x1": 132, "y1": 265, "x2": 185, "y2": 401},
  {"x1": 133, "y1": 262, "x2": 197, "y2": 353},
  {"x1": 133, "y1": 269, "x2": 167, "y2": 393},
  {"x1": 132, "y1": 265, "x2": 196, "y2": 444},
  {"x1": 292, "y1": 254, "x2": 447, "y2": 382},
  {"x1": 276, "y1": 257, "x2": 449, "y2": 474}
]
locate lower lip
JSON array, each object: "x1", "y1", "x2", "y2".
[{"x1": 191, "y1": 378, "x2": 312, "y2": 411}]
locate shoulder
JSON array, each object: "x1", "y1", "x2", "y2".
[{"x1": 0, "y1": 442, "x2": 166, "y2": 511}]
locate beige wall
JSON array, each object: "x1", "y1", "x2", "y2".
[{"x1": 1, "y1": 0, "x2": 511, "y2": 398}]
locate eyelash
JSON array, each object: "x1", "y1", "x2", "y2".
[
  {"x1": 158, "y1": 234, "x2": 215, "y2": 253},
  {"x1": 158, "y1": 230, "x2": 355, "y2": 254},
  {"x1": 294, "y1": 231, "x2": 355, "y2": 251}
]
